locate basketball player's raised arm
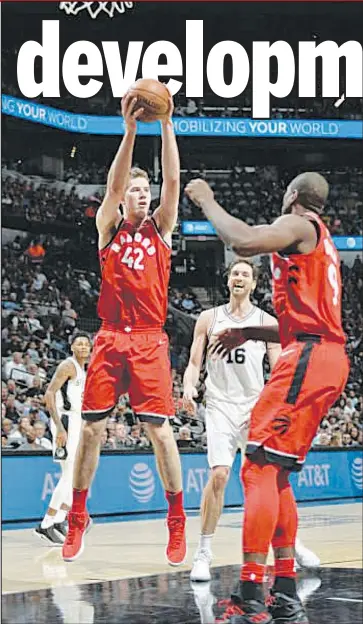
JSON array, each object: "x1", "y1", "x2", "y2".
[
  {"x1": 44, "y1": 360, "x2": 75, "y2": 448},
  {"x1": 153, "y1": 94, "x2": 180, "y2": 238},
  {"x1": 96, "y1": 95, "x2": 145, "y2": 241},
  {"x1": 183, "y1": 309, "x2": 214, "y2": 413},
  {"x1": 209, "y1": 314, "x2": 281, "y2": 359},
  {"x1": 185, "y1": 179, "x2": 316, "y2": 256}
]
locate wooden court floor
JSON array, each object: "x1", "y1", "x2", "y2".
[{"x1": 2, "y1": 502, "x2": 362, "y2": 595}]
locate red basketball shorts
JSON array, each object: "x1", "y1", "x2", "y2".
[
  {"x1": 82, "y1": 325, "x2": 174, "y2": 423},
  {"x1": 246, "y1": 335, "x2": 349, "y2": 471}
]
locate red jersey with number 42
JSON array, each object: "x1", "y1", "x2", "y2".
[
  {"x1": 271, "y1": 212, "x2": 346, "y2": 348},
  {"x1": 98, "y1": 218, "x2": 171, "y2": 328}
]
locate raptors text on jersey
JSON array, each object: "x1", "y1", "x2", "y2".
[{"x1": 98, "y1": 218, "x2": 171, "y2": 329}]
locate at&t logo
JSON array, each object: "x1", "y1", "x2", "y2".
[
  {"x1": 129, "y1": 462, "x2": 155, "y2": 503},
  {"x1": 350, "y1": 457, "x2": 363, "y2": 491}
]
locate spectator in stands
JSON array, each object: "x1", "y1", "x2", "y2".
[
  {"x1": 61, "y1": 300, "x2": 77, "y2": 330},
  {"x1": 15, "y1": 426, "x2": 39, "y2": 451},
  {"x1": 3, "y1": 352, "x2": 27, "y2": 382},
  {"x1": 177, "y1": 425, "x2": 194, "y2": 448},
  {"x1": 25, "y1": 239, "x2": 46, "y2": 264},
  {"x1": 114, "y1": 423, "x2": 132, "y2": 449},
  {"x1": 33, "y1": 420, "x2": 52, "y2": 450}
]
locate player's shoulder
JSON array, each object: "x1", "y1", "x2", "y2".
[
  {"x1": 198, "y1": 307, "x2": 216, "y2": 322},
  {"x1": 57, "y1": 357, "x2": 76, "y2": 378},
  {"x1": 257, "y1": 308, "x2": 278, "y2": 327},
  {"x1": 195, "y1": 307, "x2": 216, "y2": 331}
]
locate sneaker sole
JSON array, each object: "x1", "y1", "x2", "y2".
[
  {"x1": 33, "y1": 530, "x2": 63, "y2": 547},
  {"x1": 190, "y1": 572, "x2": 211, "y2": 582}
]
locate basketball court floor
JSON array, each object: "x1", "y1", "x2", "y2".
[{"x1": 2, "y1": 501, "x2": 362, "y2": 623}]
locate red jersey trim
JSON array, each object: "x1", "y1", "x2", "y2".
[
  {"x1": 99, "y1": 218, "x2": 124, "y2": 251},
  {"x1": 275, "y1": 212, "x2": 323, "y2": 261},
  {"x1": 151, "y1": 217, "x2": 172, "y2": 250}
]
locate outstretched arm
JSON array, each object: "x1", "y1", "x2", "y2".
[
  {"x1": 185, "y1": 179, "x2": 316, "y2": 256},
  {"x1": 96, "y1": 95, "x2": 144, "y2": 246},
  {"x1": 153, "y1": 94, "x2": 180, "y2": 239}
]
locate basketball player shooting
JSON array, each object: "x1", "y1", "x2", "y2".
[
  {"x1": 183, "y1": 259, "x2": 319, "y2": 585},
  {"x1": 185, "y1": 173, "x2": 349, "y2": 623},
  {"x1": 62, "y1": 92, "x2": 187, "y2": 565},
  {"x1": 35, "y1": 334, "x2": 91, "y2": 545}
]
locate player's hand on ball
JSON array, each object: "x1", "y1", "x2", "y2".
[
  {"x1": 56, "y1": 427, "x2": 67, "y2": 448},
  {"x1": 121, "y1": 93, "x2": 145, "y2": 132},
  {"x1": 185, "y1": 179, "x2": 214, "y2": 208},
  {"x1": 182, "y1": 385, "x2": 198, "y2": 415},
  {"x1": 208, "y1": 328, "x2": 248, "y2": 359}
]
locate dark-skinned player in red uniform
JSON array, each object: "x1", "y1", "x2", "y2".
[
  {"x1": 62, "y1": 92, "x2": 187, "y2": 566},
  {"x1": 185, "y1": 172, "x2": 349, "y2": 624}
]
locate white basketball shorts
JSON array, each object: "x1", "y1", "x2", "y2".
[
  {"x1": 51, "y1": 411, "x2": 82, "y2": 464},
  {"x1": 205, "y1": 400, "x2": 251, "y2": 469}
]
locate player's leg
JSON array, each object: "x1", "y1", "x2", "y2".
[
  {"x1": 191, "y1": 403, "x2": 240, "y2": 581},
  {"x1": 128, "y1": 332, "x2": 186, "y2": 566},
  {"x1": 235, "y1": 339, "x2": 348, "y2": 623},
  {"x1": 143, "y1": 417, "x2": 187, "y2": 566},
  {"x1": 35, "y1": 459, "x2": 73, "y2": 546},
  {"x1": 63, "y1": 330, "x2": 126, "y2": 562},
  {"x1": 35, "y1": 419, "x2": 75, "y2": 545}
]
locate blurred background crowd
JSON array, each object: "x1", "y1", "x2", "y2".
[
  {"x1": 1, "y1": 0, "x2": 362, "y2": 454},
  {"x1": 2, "y1": 187, "x2": 362, "y2": 452}
]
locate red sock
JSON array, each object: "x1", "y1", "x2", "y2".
[
  {"x1": 275, "y1": 558, "x2": 296, "y2": 579},
  {"x1": 240, "y1": 561, "x2": 265, "y2": 584},
  {"x1": 72, "y1": 488, "x2": 88, "y2": 513},
  {"x1": 166, "y1": 490, "x2": 184, "y2": 517},
  {"x1": 241, "y1": 458, "x2": 280, "y2": 555}
]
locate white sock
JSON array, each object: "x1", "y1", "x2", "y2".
[
  {"x1": 199, "y1": 534, "x2": 214, "y2": 553},
  {"x1": 54, "y1": 509, "x2": 67, "y2": 523},
  {"x1": 41, "y1": 514, "x2": 56, "y2": 529}
]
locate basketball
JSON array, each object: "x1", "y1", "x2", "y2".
[{"x1": 127, "y1": 79, "x2": 170, "y2": 122}]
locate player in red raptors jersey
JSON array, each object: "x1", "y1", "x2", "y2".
[
  {"x1": 186, "y1": 172, "x2": 349, "y2": 624},
  {"x1": 62, "y1": 92, "x2": 187, "y2": 565}
]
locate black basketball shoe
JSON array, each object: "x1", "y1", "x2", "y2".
[
  {"x1": 54, "y1": 520, "x2": 68, "y2": 538},
  {"x1": 216, "y1": 594, "x2": 273, "y2": 623},
  {"x1": 34, "y1": 524, "x2": 64, "y2": 546},
  {"x1": 267, "y1": 591, "x2": 310, "y2": 623}
]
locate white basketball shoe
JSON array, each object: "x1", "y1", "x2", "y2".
[
  {"x1": 295, "y1": 538, "x2": 321, "y2": 569},
  {"x1": 190, "y1": 548, "x2": 212, "y2": 582}
]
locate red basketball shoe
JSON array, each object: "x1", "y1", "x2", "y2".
[
  {"x1": 166, "y1": 514, "x2": 187, "y2": 566},
  {"x1": 62, "y1": 512, "x2": 91, "y2": 562}
]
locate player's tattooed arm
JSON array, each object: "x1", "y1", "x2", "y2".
[
  {"x1": 154, "y1": 92, "x2": 180, "y2": 238},
  {"x1": 44, "y1": 360, "x2": 75, "y2": 447},
  {"x1": 185, "y1": 179, "x2": 317, "y2": 256}
]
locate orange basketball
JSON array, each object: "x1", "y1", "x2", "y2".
[{"x1": 127, "y1": 78, "x2": 170, "y2": 122}]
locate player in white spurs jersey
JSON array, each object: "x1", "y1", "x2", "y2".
[
  {"x1": 34, "y1": 333, "x2": 91, "y2": 546},
  {"x1": 183, "y1": 259, "x2": 319, "y2": 584}
]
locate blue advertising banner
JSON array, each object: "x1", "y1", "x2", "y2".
[
  {"x1": 2, "y1": 449, "x2": 362, "y2": 525},
  {"x1": 2, "y1": 95, "x2": 362, "y2": 139},
  {"x1": 182, "y1": 222, "x2": 363, "y2": 251}
]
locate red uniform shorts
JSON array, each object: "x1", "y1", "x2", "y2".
[
  {"x1": 246, "y1": 334, "x2": 349, "y2": 471},
  {"x1": 82, "y1": 324, "x2": 174, "y2": 423}
]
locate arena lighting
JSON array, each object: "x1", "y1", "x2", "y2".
[{"x1": 16, "y1": 20, "x2": 362, "y2": 118}]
